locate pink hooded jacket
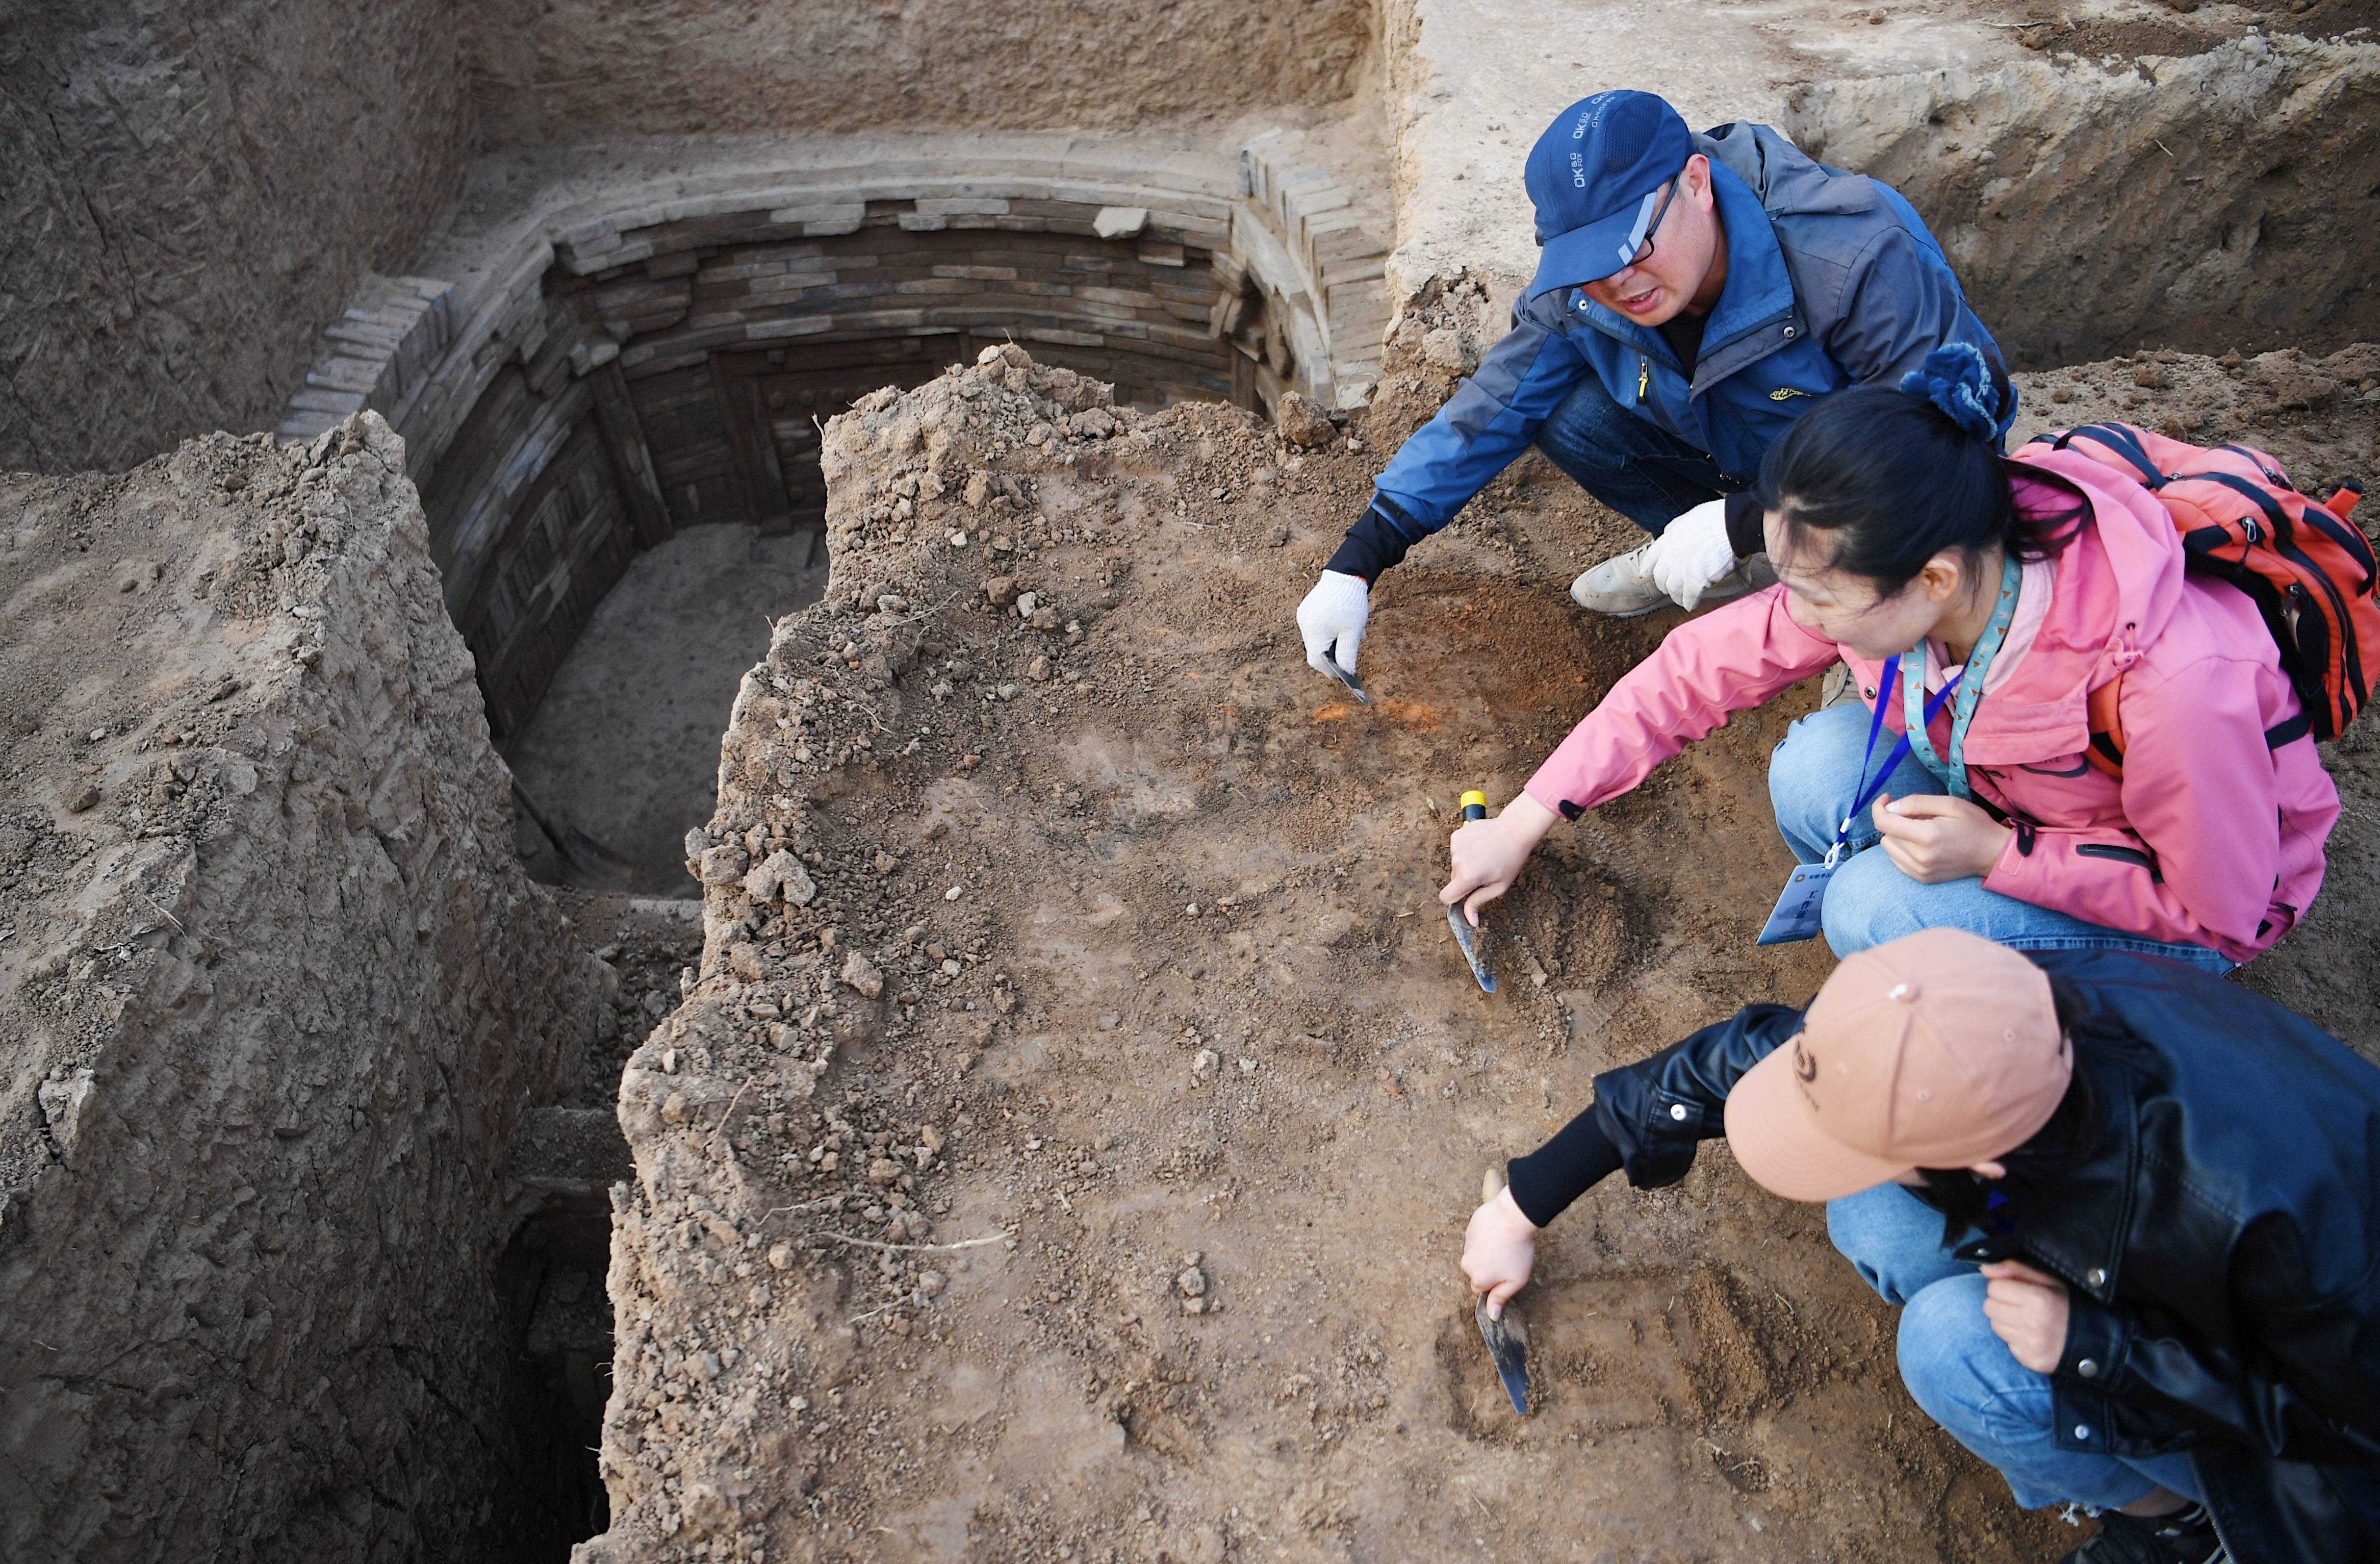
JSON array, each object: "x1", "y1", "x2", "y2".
[{"x1": 1525, "y1": 447, "x2": 2340, "y2": 963}]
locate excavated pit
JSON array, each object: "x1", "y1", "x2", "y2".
[
  {"x1": 7, "y1": 3, "x2": 2380, "y2": 1561},
  {"x1": 269, "y1": 139, "x2": 1391, "y2": 900},
  {"x1": 438, "y1": 205, "x2": 1308, "y2": 896}
]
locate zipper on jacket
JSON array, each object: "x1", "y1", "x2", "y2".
[
  {"x1": 2191, "y1": 1459, "x2": 2239, "y2": 1564},
  {"x1": 1637, "y1": 358, "x2": 1650, "y2": 401}
]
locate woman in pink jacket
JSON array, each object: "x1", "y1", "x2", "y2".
[{"x1": 1441, "y1": 347, "x2": 2339, "y2": 972}]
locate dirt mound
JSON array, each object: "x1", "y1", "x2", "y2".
[
  {"x1": 0, "y1": 415, "x2": 604, "y2": 1559},
  {"x1": 2011, "y1": 342, "x2": 2380, "y2": 494},
  {"x1": 575, "y1": 345, "x2": 2142, "y2": 1562}
]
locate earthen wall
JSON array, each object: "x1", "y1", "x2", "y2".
[
  {"x1": 0, "y1": 416, "x2": 603, "y2": 1559},
  {"x1": 1785, "y1": 38, "x2": 2380, "y2": 365},
  {"x1": 465, "y1": 0, "x2": 1377, "y2": 144},
  {"x1": 0, "y1": 0, "x2": 474, "y2": 475}
]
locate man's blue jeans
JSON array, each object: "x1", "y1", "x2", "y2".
[
  {"x1": 1829, "y1": 1182, "x2": 2202, "y2": 1511},
  {"x1": 1767, "y1": 703, "x2": 2232, "y2": 972},
  {"x1": 1533, "y1": 372, "x2": 1735, "y2": 535}
]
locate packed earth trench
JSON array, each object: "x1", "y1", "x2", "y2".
[{"x1": 4, "y1": 3, "x2": 2380, "y2": 1563}]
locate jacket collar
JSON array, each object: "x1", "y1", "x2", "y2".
[
  {"x1": 1852, "y1": 452, "x2": 2189, "y2": 767},
  {"x1": 2010, "y1": 1050, "x2": 2140, "y2": 1305},
  {"x1": 1701, "y1": 120, "x2": 1882, "y2": 221}
]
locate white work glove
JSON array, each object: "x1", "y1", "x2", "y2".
[
  {"x1": 1297, "y1": 569, "x2": 1371, "y2": 676},
  {"x1": 1644, "y1": 497, "x2": 1741, "y2": 611}
]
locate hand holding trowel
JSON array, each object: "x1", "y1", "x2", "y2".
[
  {"x1": 1465, "y1": 1166, "x2": 1533, "y2": 1415},
  {"x1": 1441, "y1": 790, "x2": 1500, "y2": 993}
]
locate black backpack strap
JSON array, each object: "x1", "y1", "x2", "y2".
[
  {"x1": 2216, "y1": 444, "x2": 2290, "y2": 487},
  {"x1": 2265, "y1": 711, "x2": 2313, "y2": 749},
  {"x1": 2058, "y1": 424, "x2": 2168, "y2": 488}
]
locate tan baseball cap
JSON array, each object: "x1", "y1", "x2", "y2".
[{"x1": 1724, "y1": 928, "x2": 2070, "y2": 1202}]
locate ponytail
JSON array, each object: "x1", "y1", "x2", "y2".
[{"x1": 1755, "y1": 344, "x2": 2081, "y2": 594}]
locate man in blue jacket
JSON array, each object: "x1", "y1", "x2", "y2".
[
  {"x1": 1298, "y1": 90, "x2": 2013, "y2": 681},
  {"x1": 1462, "y1": 929, "x2": 2380, "y2": 1563}
]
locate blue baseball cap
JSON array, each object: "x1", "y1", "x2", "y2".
[{"x1": 1523, "y1": 92, "x2": 1695, "y2": 299}]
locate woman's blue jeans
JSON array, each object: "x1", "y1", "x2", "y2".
[
  {"x1": 1767, "y1": 702, "x2": 2232, "y2": 972},
  {"x1": 1532, "y1": 372, "x2": 1736, "y2": 535},
  {"x1": 1829, "y1": 1182, "x2": 2201, "y2": 1511}
]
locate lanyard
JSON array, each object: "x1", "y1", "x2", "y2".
[
  {"x1": 1903, "y1": 551, "x2": 2024, "y2": 802},
  {"x1": 1826, "y1": 654, "x2": 1962, "y2": 866}
]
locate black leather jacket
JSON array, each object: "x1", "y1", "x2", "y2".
[{"x1": 1572, "y1": 950, "x2": 2380, "y2": 1563}]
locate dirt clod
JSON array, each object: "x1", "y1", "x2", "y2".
[{"x1": 1274, "y1": 390, "x2": 1338, "y2": 448}]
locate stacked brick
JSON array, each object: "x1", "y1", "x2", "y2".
[
  {"x1": 562, "y1": 202, "x2": 1234, "y2": 392},
  {"x1": 1238, "y1": 133, "x2": 1390, "y2": 407},
  {"x1": 274, "y1": 273, "x2": 455, "y2": 443},
  {"x1": 263, "y1": 138, "x2": 1393, "y2": 749}
]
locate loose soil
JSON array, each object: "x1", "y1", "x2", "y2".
[{"x1": 576, "y1": 343, "x2": 2380, "y2": 1562}]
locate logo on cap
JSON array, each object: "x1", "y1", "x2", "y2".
[{"x1": 1615, "y1": 188, "x2": 1662, "y2": 267}]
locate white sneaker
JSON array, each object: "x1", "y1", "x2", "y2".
[
  {"x1": 1570, "y1": 542, "x2": 1668, "y2": 617},
  {"x1": 1821, "y1": 661, "x2": 1858, "y2": 709},
  {"x1": 1571, "y1": 547, "x2": 1777, "y2": 618}
]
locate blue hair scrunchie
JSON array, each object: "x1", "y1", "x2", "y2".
[{"x1": 1899, "y1": 342, "x2": 1999, "y2": 444}]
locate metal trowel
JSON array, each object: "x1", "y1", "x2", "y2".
[
  {"x1": 1475, "y1": 1167, "x2": 1532, "y2": 1415},
  {"x1": 1319, "y1": 652, "x2": 1370, "y2": 706},
  {"x1": 1447, "y1": 904, "x2": 1497, "y2": 993}
]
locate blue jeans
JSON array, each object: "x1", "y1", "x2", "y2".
[
  {"x1": 1533, "y1": 373, "x2": 1737, "y2": 534},
  {"x1": 1829, "y1": 1182, "x2": 2202, "y2": 1510},
  {"x1": 1767, "y1": 703, "x2": 2232, "y2": 972}
]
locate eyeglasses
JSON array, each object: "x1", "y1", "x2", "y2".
[{"x1": 1620, "y1": 181, "x2": 1679, "y2": 271}]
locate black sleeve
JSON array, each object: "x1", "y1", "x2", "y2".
[
  {"x1": 1506, "y1": 1106, "x2": 1624, "y2": 1227},
  {"x1": 1592, "y1": 1003, "x2": 1805, "y2": 1189},
  {"x1": 2056, "y1": 1220, "x2": 2380, "y2": 1466},
  {"x1": 1724, "y1": 488, "x2": 1765, "y2": 560},
  {"x1": 1505, "y1": 1003, "x2": 1807, "y2": 1226},
  {"x1": 1325, "y1": 495, "x2": 1430, "y2": 581}
]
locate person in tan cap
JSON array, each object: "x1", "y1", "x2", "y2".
[{"x1": 1462, "y1": 929, "x2": 2380, "y2": 1563}]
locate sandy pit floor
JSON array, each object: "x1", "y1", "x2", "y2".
[
  {"x1": 570, "y1": 340, "x2": 2380, "y2": 1563},
  {"x1": 511, "y1": 523, "x2": 829, "y2": 897}
]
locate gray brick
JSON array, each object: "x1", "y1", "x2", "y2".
[
  {"x1": 746, "y1": 317, "x2": 837, "y2": 341},
  {"x1": 288, "y1": 387, "x2": 368, "y2": 415}
]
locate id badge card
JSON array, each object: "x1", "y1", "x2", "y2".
[{"x1": 1757, "y1": 857, "x2": 1836, "y2": 945}]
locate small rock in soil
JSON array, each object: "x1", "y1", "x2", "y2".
[
  {"x1": 743, "y1": 849, "x2": 816, "y2": 905},
  {"x1": 1275, "y1": 390, "x2": 1337, "y2": 449},
  {"x1": 698, "y1": 844, "x2": 749, "y2": 885},
  {"x1": 840, "y1": 951, "x2": 885, "y2": 999}
]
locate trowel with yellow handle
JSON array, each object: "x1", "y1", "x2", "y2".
[
  {"x1": 1473, "y1": 1166, "x2": 1531, "y2": 1416},
  {"x1": 1445, "y1": 791, "x2": 1498, "y2": 994}
]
